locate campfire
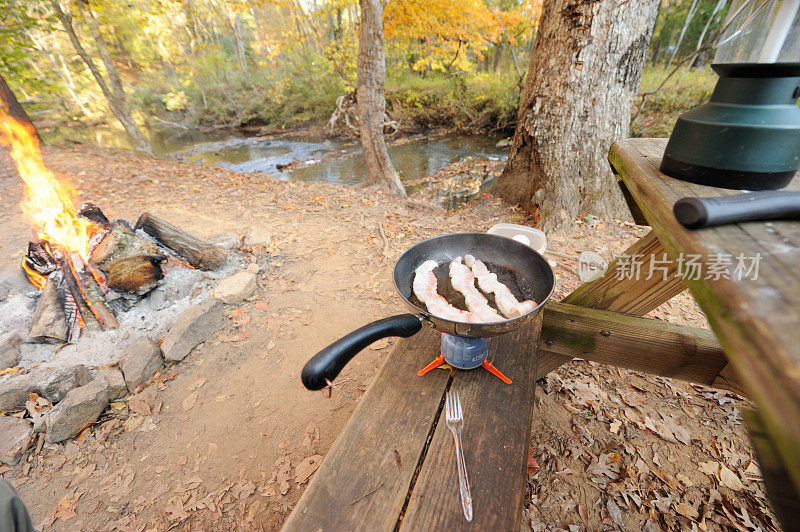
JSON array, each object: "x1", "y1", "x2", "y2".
[{"x1": 1, "y1": 114, "x2": 228, "y2": 346}]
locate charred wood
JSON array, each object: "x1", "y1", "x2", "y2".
[
  {"x1": 29, "y1": 272, "x2": 68, "y2": 343},
  {"x1": 61, "y1": 258, "x2": 102, "y2": 332},
  {"x1": 66, "y1": 252, "x2": 118, "y2": 329},
  {"x1": 135, "y1": 213, "x2": 227, "y2": 270},
  {"x1": 25, "y1": 242, "x2": 58, "y2": 277},
  {"x1": 78, "y1": 202, "x2": 110, "y2": 229}
]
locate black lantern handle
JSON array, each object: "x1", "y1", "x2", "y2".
[{"x1": 674, "y1": 191, "x2": 800, "y2": 229}]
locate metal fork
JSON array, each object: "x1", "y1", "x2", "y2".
[{"x1": 445, "y1": 390, "x2": 473, "y2": 522}]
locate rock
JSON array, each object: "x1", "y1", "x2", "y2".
[
  {"x1": 147, "y1": 288, "x2": 167, "y2": 311},
  {"x1": 495, "y1": 138, "x2": 511, "y2": 148},
  {"x1": 0, "y1": 269, "x2": 33, "y2": 300},
  {"x1": 161, "y1": 299, "x2": 225, "y2": 362},
  {"x1": 213, "y1": 271, "x2": 256, "y2": 304},
  {"x1": 120, "y1": 337, "x2": 163, "y2": 392},
  {"x1": 0, "y1": 364, "x2": 91, "y2": 412},
  {"x1": 0, "y1": 416, "x2": 34, "y2": 465},
  {"x1": 100, "y1": 367, "x2": 127, "y2": 400},
  {"x1": 45, "y1": 376, "x2": 111, "y2": 443},
  {"x1": 0, "y1": 333, "x2": 22, "y2": 370},
  {"x1": 163, "y1": 269, "x2": 203, "y2": 302},
  {"x1": 244, "y1": 227, "x2": 271, "y2": 247},
  {"x1": 214, "y1": 232, "x2": 242, "y2": 251},
  {"x1": 246, "y1": 263, "x2": 260, "y2": 275},
  {"x1": 147, "y1": 268, "x2": 204, "y2": 311}
]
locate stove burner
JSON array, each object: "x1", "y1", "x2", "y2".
[{"x1": 417, "y1": 334, "x2": 512, "y2": 384}]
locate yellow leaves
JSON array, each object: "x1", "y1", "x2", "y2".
[{"x1": 384, "y1": 0, "x2": 541, "y2": 73}]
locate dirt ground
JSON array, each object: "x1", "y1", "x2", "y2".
[{"x1": 0, "y1": 143, "x2": 779, "y2": 531}]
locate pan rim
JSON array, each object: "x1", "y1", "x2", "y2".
[{"x1": 392, "y1": 232, "x2": 555, "y2": 328}]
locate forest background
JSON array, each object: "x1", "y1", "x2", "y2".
[{"x1": 1, "y1": 0, "x2": 726, "y2": 142}]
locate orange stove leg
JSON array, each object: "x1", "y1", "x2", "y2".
[
  {"x1": 481, "y1": 359, "x2": 512, "y2": 384},
  {"x1": 417, "y1": 355, "x2": 446, "y2": 376}
]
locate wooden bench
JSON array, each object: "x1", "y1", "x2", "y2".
[
  {"x1": 285, "y1": 138, "x2": 800, "y2": 529},
  {"x1": 282, "y1": 322, "x2": 541, "y2": 530}
]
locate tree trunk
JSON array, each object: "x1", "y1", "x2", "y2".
[
  {"x1": 78, "y1": 1, "x2": 152, "y2": 154},
  {"x1": 495, "y1": 0, "x2": 659, "y2": 232},
  {"x1": 0, "y1": 72, "x2": 39, "y2": 140},
  {"x1": 689, "y1": 0, "x2": 726, "y2": 69},
  {"x1": 665, "y1": 0, "x2": 700, "y2": 71},
  {"x1": 650, "y1": 0, "x2": 672, "y2": 65},
  {"x1": 356, "y1": 0, "x2": 405, "y2": 196},
  {"x1": 50, "y1": 0, "x2": 152, "y2": 155}
]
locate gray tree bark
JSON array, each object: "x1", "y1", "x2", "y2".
[
  {"x1": 356, "y1": 0, "x2": 405, "y2": 196},
  {"x1": 50, "y1": 0, "x2": 153, "y2": 155},
  {"x1": 495, "y1": 0, "x2": 659, "y2": 232}
]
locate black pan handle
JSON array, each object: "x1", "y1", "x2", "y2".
[
  {"x1": 301, "y1": 314, "x2": 424, "y2": 390},
  {"x1": 674, "y1": 191, "x2": 800, "y2": 229}
]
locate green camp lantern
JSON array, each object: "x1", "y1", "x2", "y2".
[{"x1": 660, "y1": 0, "x2": 800, "y2": 190}]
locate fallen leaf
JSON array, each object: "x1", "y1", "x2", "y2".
[
  {"x1": 718, "y1": 464, "x2": 743, "y2": 491},
  {"x1": 370, "y1": 338, "x2": 389, "y2": 350},
  {"x1": 156, "y1": 370, "x2": 180, "y2": 384},
  {"x1": 164, "y1": 497, "x2": 189, "y2": 522},
  {"x1": 675, "y1": 502, "x2": 699, "y2": 520},
  {"x1": 609, "y1": 419, "x2": 622, "y2": 434},
  {"x1": 698, "y1": 461, "x2": 719, "y2": 477},
  {"x1": 606, "y1": 499, "x2": 624, "y2": 527},
  {"x1": 128, "y1": 397, "x2": 150, "y2": 416},
  {"x1": 280, "y1": 480, "x2": 290, "y2": 495},
  {"x1": 48, "y1": 492, "x2": 80, "y2": 525},
  {"x1": 182, "y1": 391, "x2": 198, "y2": 411},
  {"x1": 294, "y1": 455, "x2": 323, "y2": 484}
]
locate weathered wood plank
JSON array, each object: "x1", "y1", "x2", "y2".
[
  {"x1": 282, "y1": 326, "x2": 448, "y2": 532},
  {"x1": 537, "y1": 230, "x2": 689, "y2": 378},
  {"x1": 610, "y1": 137, "x2": 800, "y2": 502},
  {"x1": 540, "y1": 301, "x2": 742, "y2": 395},
  {"x1": 399, "y1": 319, "x2": 540, "y2": 531},
  {"x1": 562, "y1": 230, "x2": 686, "y2": 314}
]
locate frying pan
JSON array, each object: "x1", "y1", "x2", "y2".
[{"x1": 301, "y1": 233, "x2": 555, "y2": 390}]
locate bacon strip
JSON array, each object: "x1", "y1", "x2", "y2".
[
  {"x1": 413, "y1": 260, "x2": 477, "y2": 322},
  {"x1": 464, "y1": 255, "x2": 537, "y2": 318},
  {"x1": 449, "y1": 257, "x2": 505, "y2": 322}
]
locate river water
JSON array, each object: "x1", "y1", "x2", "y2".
[{"x1": 44, "y1": 125, "x2": 509, "y2": 186}]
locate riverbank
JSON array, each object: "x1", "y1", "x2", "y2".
[
  {"x1": 0, "y1": 143, "x2": 776, "y2": 530},
  {"x1": 38, "y1": 65, "x2": 716, "y2": 148}
]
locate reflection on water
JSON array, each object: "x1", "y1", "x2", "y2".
[
  {"x1": 43, "y1": 124, "x2": 508, "y2": 185},
  {"x1": 289, "y1": 135, "x2": 507, "y2": 184}
]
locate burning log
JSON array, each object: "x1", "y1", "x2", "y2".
[
  {"x1": 90, "y1": 221, "x2": 166, "y2": 294},
  {"x1": 66, "y1": 252, "x2": 118, "y2": 329},
  {"x1": 78, "y1": 203, "x2": 110, "y2": 229},
  {"x1": 104, "y1": 254, "x2": 165, "y2": 294},
  {"x1": 135, "y1": 213, "x2": 227, "y2": 270},
  {"x1": 29, "y1": 272, "x2": 68, "y2": 343},
  {"x1": 61, "y1": 257, "x2": 102, "y2": 333},
  {"x1": 24, "y1": 242, "x2": 58, "y2": 289}
]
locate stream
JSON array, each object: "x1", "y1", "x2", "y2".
[{"x1": 44, "y1": 125, "x2": 509, "y2": 187}]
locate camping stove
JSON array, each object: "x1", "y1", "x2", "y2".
[{"x1": 417, "y1": 333, "x2": 512, "y2": 384}]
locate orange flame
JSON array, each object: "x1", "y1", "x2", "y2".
[
  {"x1": 0, "y1": 111, "x2": 97, "y2": 261},
  {"x1": 21, "y1": 258, "x2": 47, "y2": 290}
]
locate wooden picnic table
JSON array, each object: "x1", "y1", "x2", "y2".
[{"x1": 283, "y1": 138, "x2": 800, "y2": 530}]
